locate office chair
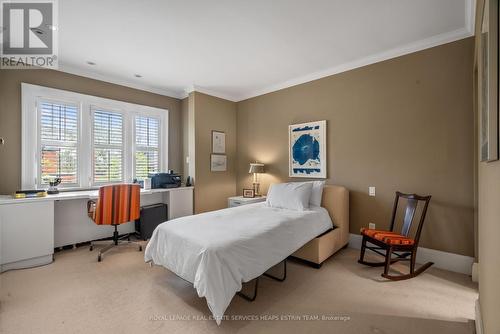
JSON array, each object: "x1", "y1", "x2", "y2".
[{"x1": 87, "y1": 184, "x2": 142, "y2": 262}]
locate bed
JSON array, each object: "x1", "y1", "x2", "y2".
[{"x1": 144, "y1": 185, "x2": 349, "y2": 324}]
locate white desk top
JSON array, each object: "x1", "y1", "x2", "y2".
[{"x1": 0, "y1": 187, "x2": 194, "y2": 205}]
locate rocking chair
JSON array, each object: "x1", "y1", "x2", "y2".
[{"x1": 358, "y1": 191, "x2": 432, "y2": 281}]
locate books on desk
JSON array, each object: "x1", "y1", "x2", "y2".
[{"x1": 14, "y1": 190, "x2": 48, "y2": 199}]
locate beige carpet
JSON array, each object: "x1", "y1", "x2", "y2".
[{"x1": 0, "y1": 244, "x2": 477, "y2": 334}]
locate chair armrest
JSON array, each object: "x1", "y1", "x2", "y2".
[{"x1": 87, "y1": 200, "x2": 97, "y2": 221}]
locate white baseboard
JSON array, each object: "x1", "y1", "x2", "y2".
[
  {"x1": 475, "y1": 299, "x2": 483, "y2": 334},
  {"x1": 349, "y1": 234, "x2": 474, "y2": 275},
  {"x1": 472, "y1": 262, "x2": 479, "y2": 282},
  {"x1": 0, "y1": 254, "x2": 53, "y2": 273}
]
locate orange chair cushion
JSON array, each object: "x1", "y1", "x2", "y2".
[{"x1": 360, "y1": 228, "x2": 415, "y2": 246}]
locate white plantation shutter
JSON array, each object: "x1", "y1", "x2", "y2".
[
  {"x1": 39, "y1": 101, "x2": 79, "y2": 185},
  {"x1": 135, "y1": 116, "x2": 160, "y2": 179},
  {"x1": 92, "y1": 109, "x2": 124, "y2": 184},
  {"x1": 23, "y1": 84, "x2": 168, "y2": 189}
]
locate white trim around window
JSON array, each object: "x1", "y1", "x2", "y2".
[{"x1": 22, "y1": 83, "x2": 169, "y2": 190}]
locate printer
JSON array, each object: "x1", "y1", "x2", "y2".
[{"x1": 149, "y1": 172, "x2": 182, "y2": 189}]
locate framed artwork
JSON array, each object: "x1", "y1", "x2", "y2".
[
  {"x1": 289, "y1": 120, "x2": 327, "y2": 178},
  {"x1": 210, "y1": 154, "x2": 227, "y2": 172},
  {"x1": 212, "y1": 131, "x2": 226, "y2": 154},
  {"x1": 479, "y1": 0, "x2": 499, "y2": 162},
  {"x1": 243, "y1": 189, "x2": 255, "y2": 198}
]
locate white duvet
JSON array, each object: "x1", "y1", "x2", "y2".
[{"x1": 144, "y1": 202, "x2": 333, "y2": 324}]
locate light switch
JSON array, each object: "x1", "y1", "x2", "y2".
[
  {"x1": 186, "y1": 156, "x2": 190, "y2": 164},
  {"x1": 369, "y1": 186, "x2": 376, "y2": 197}
]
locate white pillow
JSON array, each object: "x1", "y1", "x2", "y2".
[
  {"x1": 266, "y1": 182, "x2": 313, "y2": 211},
  {"x1": 308, "y1": 180, "x2": 326, "y2": 207},
  {"x1": 286, "y1": 181, "x2": 325, "y2": 206}
]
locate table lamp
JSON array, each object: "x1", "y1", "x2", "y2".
[{"x1": 248, "y1": 162, "x2": 265, "y2": 196}]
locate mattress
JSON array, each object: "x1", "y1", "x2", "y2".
[{"x1": 144, "y1": 202, "x2": 333, "y2": 324}]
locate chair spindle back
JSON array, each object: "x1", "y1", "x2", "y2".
[{"x1": 389, "y1": 191, "x2": 431, "y2": 244}]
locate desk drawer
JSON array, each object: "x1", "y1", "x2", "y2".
[{"x1": 230, "y1": 200, "x2": 244, "y2": 207}]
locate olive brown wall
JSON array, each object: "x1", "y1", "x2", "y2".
[
  {"x1": 236, "y1": 38, "x2": 475, "y2": 256},
  {"x1": 192, "y1": 92, "x2": 237, "y2": 213},
  {"x1": 0, "y1": 69, "x2": 182, "y2": 194}
]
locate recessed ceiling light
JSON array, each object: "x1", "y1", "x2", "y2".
[
  {"x1": 86, "y1": 61, "x2": 96, "y2": 66},
  {"x1": 134, "y1": 74, "x2": 142, "y2": 78}
]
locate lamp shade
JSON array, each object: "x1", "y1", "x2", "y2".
[{"x1": 249, "y1": 163, "x2": 265, "y2": 174}]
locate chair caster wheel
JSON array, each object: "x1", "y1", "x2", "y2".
[
  {"x1": 98, "y1": 254, "x2": 102, "y2": 262},
  {"x1": 139, "y1": 246, "x2": 142, "y2": 251}
]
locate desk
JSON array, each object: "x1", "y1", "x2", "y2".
[{"x1": 0, "y1": 187, "x2": 193, "y2": 272}]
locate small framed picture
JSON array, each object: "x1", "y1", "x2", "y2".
[
  {"x1": 243, "y1": 189, "x2": 255, "y2": 198},
  {"x1": 212, "y1": 130, "x2": 226, "y2": 154},
  {"x1": 210, "y1": 154, "x2": 227, "y2": 172}
]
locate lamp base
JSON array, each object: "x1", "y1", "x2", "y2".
[{"x1": 253, "y1": 183, "x2": 261, "y2": 197}]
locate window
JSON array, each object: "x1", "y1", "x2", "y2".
[
  {"x1": 93, "y1": 109, "x2": 124, "y2": 184},
  {"x1": 39, "y1": 100, "x2": 79, "y2": 186},
  {"x1": 22, "y1": 84, "x2": 168, "y2": 190},
  {"x1": 135, "y1": 116, "x2": 160, "y2": 180}
]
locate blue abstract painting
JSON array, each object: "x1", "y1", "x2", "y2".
[{"x1": 289, "y1": 120, "x2": 326, "y2": 178}]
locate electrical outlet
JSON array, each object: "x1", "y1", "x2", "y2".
[
  {"x1": 369, "y1": 186, "x2": 376, "y2": 196},
  {"x1": 369, "y1": 223, "x2": 376, "y2": 230}
]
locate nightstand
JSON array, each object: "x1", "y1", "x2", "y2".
[{"x1": 228, "y1": 196, "x2": 266, "y2": 208}]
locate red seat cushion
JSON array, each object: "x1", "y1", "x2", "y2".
[{"x1": 360, "y1": 228, "x2": 415, "y2": 246}]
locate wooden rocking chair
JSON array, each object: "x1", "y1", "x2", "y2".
[{"x1": 358, "y1": 191, "x2": 432, "y2": 281}]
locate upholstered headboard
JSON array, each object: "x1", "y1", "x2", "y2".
[{"x1": 321, "y1": 185, "x2": 350, "y2": 246}]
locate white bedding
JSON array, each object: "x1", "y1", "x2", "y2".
[{"x1": 144, "y1": 202, "x2": 333, "y2": 324}]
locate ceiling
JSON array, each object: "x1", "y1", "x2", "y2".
[{"x1": 57, "y1": 0, "x2": 475, "y2": 101}]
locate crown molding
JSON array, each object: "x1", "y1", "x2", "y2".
[
  {"x1": 53, "y1": 1, "x2": 475, "y2": 103},
  {"x1": 182, "y1": 85, "x2": 238, "y2": 102},
  {"x1": 234, "y1": 27, "x2": 474, "y2": 102},
  {"x1": 56, "y1": 63, "x2": 185, "y2": 99},
  {"x1": 465, "y1": 0, "x2": 477, "y2": 35},
  {"x1": 57, "y1": 25, "x2": 473, "y2": 103}
]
